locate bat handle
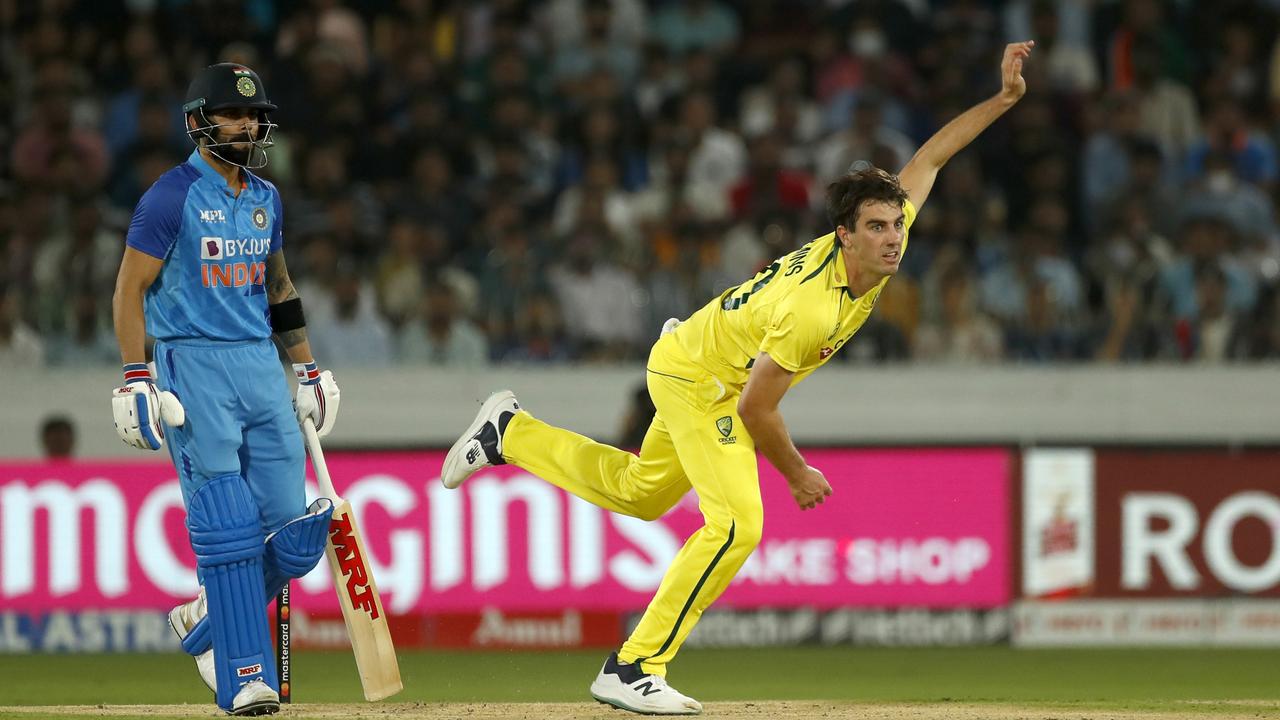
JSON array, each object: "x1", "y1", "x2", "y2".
[{"x1": 302, "y1": 418, "x2": 340, "y2": 501}]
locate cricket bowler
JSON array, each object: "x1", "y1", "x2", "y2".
[
  {"x1": 444, "y1": 42, "x2": 1033, "y2": 715},
  {"x1": 111, "y1": 63, "x2": 341, "y2": 715}
]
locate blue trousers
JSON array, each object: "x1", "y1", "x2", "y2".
[{"x1": 155, "y1": 338, "x2": 306, "y2": 535}]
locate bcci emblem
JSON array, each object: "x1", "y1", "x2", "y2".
[
  {"x1": 252, "y1": 207, "x2": 269, "y2": 230},
  {"x1": 716, "y1": 416, "x2": 736, "y2": 445},
  {"x1": 236, "y1": 77, "x2": 257, "y2": 97}
]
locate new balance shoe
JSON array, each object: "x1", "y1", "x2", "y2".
[
  {"x1": 231, "y1": 678, "x2": 279, "y2": 716},
  {"x1": 590, "y1": 652, "x2": 702, "y2": 715},
  {"x1": 441, "y1": 390, "x2": 520, "y2": 489},
  {"x1": 168, "y1": 587, "x2": 216, "y2": 693}
]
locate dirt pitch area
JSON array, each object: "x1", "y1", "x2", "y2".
[{"x1": 3, "y1": 702, "x2": 1279, "y2": 720}]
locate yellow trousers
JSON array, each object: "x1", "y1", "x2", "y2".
[{"x1": 501, "y1": 334, "x2": 763, "y2": 676}]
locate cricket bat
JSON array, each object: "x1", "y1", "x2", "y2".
[{"x1": 301, "y1": 418, "x2": 403, "y2": 701}]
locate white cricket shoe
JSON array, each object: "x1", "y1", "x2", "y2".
[
  {"x1": 441, "y1": 390, "x2": 520, "y2": 489},
  {"x1": 168, "y1": 588, "x2": 216, "y2": 693},
  {"x1": 590, "y1": 652, "x2": 702, "y2": 715},
  {"x1": 231, "y1": 678, "x2": 279, "y2": 716}
]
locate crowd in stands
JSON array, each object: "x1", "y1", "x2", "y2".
[{"x1": 5, "y1": 0, "x2": 1280, "y2": 368}]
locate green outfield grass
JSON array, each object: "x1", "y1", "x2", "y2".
[{"x1": 0, "y1": 646, "x2": 1278, "y2": 709}]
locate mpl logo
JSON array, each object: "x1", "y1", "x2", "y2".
[
  {"x1": 200, "y1": 237, "x2": 223, "y2": 260},
  {"x1": 199, "y1": 209, "x2": 226, "y2": 223}
]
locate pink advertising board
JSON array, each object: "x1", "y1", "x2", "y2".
[{"x1": 0, "y1": 449, "x2": 1009, "y2": 614}]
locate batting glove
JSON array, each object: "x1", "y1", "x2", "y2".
[
  {"x1": 293, "y1": 361, "x2": 340, "y2": 438},
  {"x1": 111, "y1": 363, "x2": 186, "y2": 451}
]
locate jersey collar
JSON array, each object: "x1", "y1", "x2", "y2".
[
  {"x1": 825, "y1": 236, "x2": 861, "y2": 300},
  {"x1": 188, "y1": 149, "x2": 250, "y2": 192},
  {"x1": 829, "y1": 236, "x2": 849, "y2": 289},
  {"x1": 188, "y1": 148, "x2": 224, "y2": 182}
]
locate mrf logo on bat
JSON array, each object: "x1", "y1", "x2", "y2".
[{"x1": 329, "y1": 513, "x2": 380, "y2": 619}]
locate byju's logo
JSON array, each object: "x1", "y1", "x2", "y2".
[
  {"x1": 716, "y1": 416, "x2": 736, "y2": 445},
  {"x1": 200, "y1": 237, "x2": 223, "y2": 260}
]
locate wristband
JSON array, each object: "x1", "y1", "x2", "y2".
[
  {"x1": 123, "y1": 363, "x2": 152, "y2": 384},
  {"x1": 293, "y1": 361, "x2": 320, "y2": 385}
]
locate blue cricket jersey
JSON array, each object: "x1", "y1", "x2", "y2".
[{"x1": 126, "y1": 149, "x2": 283, "y2": 342}]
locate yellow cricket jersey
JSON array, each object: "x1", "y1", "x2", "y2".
[{"x1": 659, "y1": 200, "x2": 917, "y2": 391}]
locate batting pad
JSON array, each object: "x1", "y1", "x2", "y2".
[
  {"x1": 183, "y1": 497, "x2": 334, "y2": 656},
  {"x1": 187, "y1": 473, "x2": 277, "y2": 710},
  {"x1": 264, "y1": 497, "x2": 334, "y2": 593}
]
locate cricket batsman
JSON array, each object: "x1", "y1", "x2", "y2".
[
  {"x1": 111, "y1": 63, "x2": 340, "y2": 715},
  {"x1": 442, "y1": 43, "x2": 1034, "y2": 715}
]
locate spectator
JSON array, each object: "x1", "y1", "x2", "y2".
[
  {"x1": 32, "y1": 200, "x2": 123, "y2": 334},
  {"x1": 375, "y1": 217, "x2": 427, "y2": 330},
  {"x1": 728, "y1": 131, "x2": 813, "y2": 220},
  {"x1": 547, "y1": 227, "x2": 644, "y2": 360},
  {"x1": 739, "y1": 58, "x2": 824, "y2": 149},
  {"x1": 541, "y1": 0, "x2": 649, "y2": 53},
  {"x1": 1232, "y1": 284, "x2": 1280, "y2": 359},
  {"x1": 553, "y1": 154, "x2": 643, "y2": 252},
  {"x1": 1169, "y1": 263, "x2": 1242, "y2": 362},
  {"x1": 101, "y1": 51, "x2": 183, "y2": 162},
  {"x1": 813, "y1": 91, "x2": 915, "y2": 184},
  {"x1": 1178, "y1": 151, "x2": 1276, "y2": 246},
  {"x1": 307, "y1": 265, "x2": 394, "y2": 368},
  {"x1": 551, "y1": 0, "x2": 642, "y2": 97},
  {"x1": 650, "y1": 0, "x2": 740, "y2": 56},
  {"x1": 397, "y1": 284, "x2": 490, "y2": 366},
  {"x1": 1184, "y1": 100, "x2": 1278, "y2": 190},
  {"x1": 1005, "y1": 277, "x2": 1086, "y2": 362},
  {"x1": 1127, "y1": 35, "x2": 1201, "y2": 162},
  {"x1": 1081, "y1": 91, "x2": 1145, "y2": 224},
  {"x1": 500, "y1": 291, "x2": 574, "y2": 363},
  {"x1": 914, "y1": 264, "x2": 1004, "y2": 363},
  {"x1": 0, "y1": 291, "x2": 45, "y2": 369},
  {"x1": 11, "y1": 83, "x2": 109, "y2": 189},
  {"x1": 393, "y1": 145, "x2": 474, "y2": 252},
  {"x1": 1159, "y1": 218, "x2": 1259, "y2": 325},
  {"x1": 40, "y1": 415, "x2": 76, "y2": 459},
  {"x1": 5, "y1": 0, "x2": 1275, "y2": 368},
  {"x1": 47, "y1": 292, "x2": 117, "y2": 367},
  {"x1": 677, "y1": 91, "x2": 747, "y2": 219}
]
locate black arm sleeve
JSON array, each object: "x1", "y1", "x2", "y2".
[{"x1": 269, "y1": 297, "x2": 306, "y2": 333}]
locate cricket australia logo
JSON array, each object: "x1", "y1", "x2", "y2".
[{"x1": 716, "y1": 416, "x2": 736, "y2": 445}]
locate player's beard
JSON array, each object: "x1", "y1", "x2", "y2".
[{"x1": 216, "y1": 131, "x2": 256, "y2": 166}]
